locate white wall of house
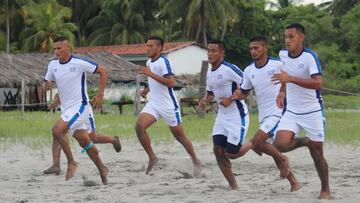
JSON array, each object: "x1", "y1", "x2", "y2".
[{"x1": 166, "y1": 45, "x2": 207, "y2": 75}]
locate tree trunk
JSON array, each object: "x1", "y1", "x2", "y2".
[
  {"x1": 133, "y1": 75, "x2": 142, "y2": 115},
  {"x1": 200, "y1": 0, "x2": 207, "y2": 47},
  {"x1": 198, "y1": 60, "x2": 208, "y2": 117},
  {"x1": 221, "y1": 17, "x2": 228, "y2": 40},
  {"x1": 72, "y1": 0, "x2": 81, "y2": 46},
  {"x1": 6, "y1": 0, "x2": 10, "y2": 54}
]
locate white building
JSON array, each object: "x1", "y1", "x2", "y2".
[{"x1": 76, "y1": 42, "x2": 208, "y2": 75}]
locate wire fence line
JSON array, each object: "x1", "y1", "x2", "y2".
[{"x1": 0, "y1": 85, "x2": 358, "y2": 109}]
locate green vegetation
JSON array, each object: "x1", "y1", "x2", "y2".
[
  {"x1": 1, "y1": 107, "x2": 359, "y2": 147},
  {"x1": 323, "y1": 95, "x2": 360, "y2": 110},
  {"x1": 0, "y1": 0, "x2": 359, "y2": 93}
]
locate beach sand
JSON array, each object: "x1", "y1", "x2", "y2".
[{"x1": 0, "y1": 139, "x2": 359, "y2": 203}]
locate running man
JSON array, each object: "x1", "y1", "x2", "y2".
[
  {"x1": 135, "y1": 36, "x2": 201, "y2": 176},
  {"x1": 271, "y1": 23, "x2": 331, "y2": 199},
  {"x1": 233, "y1": 36, "x2": 299, "y2": 191},
  {"x1": 43, "y1": 36, "x2": 109, "y2": 184},
  {"x1": 43, "y1": 93, "x2": 121, "y2": 175},
  {"x1": 198, "y1": 40, "x2": 252, "y2": 190}
]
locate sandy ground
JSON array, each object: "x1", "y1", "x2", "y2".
[{"x1": 0, "y1": 139, "x2": 359, "y2": 203}]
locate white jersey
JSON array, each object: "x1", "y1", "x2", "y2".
[
  {"x1": 44, "y1": 55, "x2": 98, "y2": 111},
  {"x1": 279, "y1": 48, "x2": 323, "y2": 114},
  {"x1": 146, "y1": 55, "x2": 179, "y2": 109},
  {"x1": 206, "y1": 61, "x2": 248, "y2": 119},
  {"x1": 241, "y1": 57, "x2": 283, "y2": 123}
]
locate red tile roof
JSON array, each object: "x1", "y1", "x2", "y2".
[{"x1": 75, "y1": 42, "x2": 201, "y2": 55}]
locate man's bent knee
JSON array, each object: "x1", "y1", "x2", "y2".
[
  {"x1": 52, "y1": 126, "x2": 65, "y2": 138},
  {"x1": 80, "y1": 141, "x2": 97, "y2": 154},
  {"x1": 213, "y1": 145, "x2": 225, "y2": 156},
  {"x1": 225, "y1": 152, "x2": 238, "y2": 159},
  {"x1": 309, "y1": 146, "x2": 324, "y2": 162},
  {"x1": 135, "y1": 122, "x2": 144, "y2": 134},
  {"x1": 273, "y1": 141, "x2": 288, "y2": 152}
]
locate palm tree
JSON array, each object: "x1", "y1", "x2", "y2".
[
  {"x1": 19, "y1": 0, "x2": 77, "y2": 52},
  {"x1": 67, "y1": 0, "x2": 102, "y2": 46},
  {"x1": 86, "y1": 0, "x2": 145, "y2": 45},
  {"x1": 318, "y1": 0, "x2": 359, "y2": 16},
  {"x1": 0, "y1": 0, "x2": 25, "y2": 53},
  {"x1": 161, "y1": 0, "x2": 237, "y2": 46}
]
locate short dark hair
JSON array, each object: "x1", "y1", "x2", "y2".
[
  {"x1": 53, "y1": 36, "x2": 68, "y2": 43},
  {"x1": 208, "y1": 40, "x2": 225, "y2": 51},
  {"x1": 249, "y1": 36, "x2": 268, "y2": 44},
  {"x1": 286, "y1": 23, "x2": 305, "y2": 34},
  {"x1": 147, "y1": 36, "x2": 164, "y2": 47}
]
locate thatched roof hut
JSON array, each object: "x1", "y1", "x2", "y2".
[{"x1": 0, "y1": 52, "x2": 140, "y2": 88}]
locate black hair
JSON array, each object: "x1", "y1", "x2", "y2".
[
  {"x1": 208, "y1": 40, "x2": 225, "y2": 51},
  {"x1": 147, "y1": 36, "x2": 164, "y2": 47},
  {"x1": 53, "y1": 36, "x2": 68, "y2": 43},
  {"x1": 249, "y1": 36, "x2": 268, "y2": 44},
  {"x1": 286, "y1": 23, "x2": 305, "y2": 34}
]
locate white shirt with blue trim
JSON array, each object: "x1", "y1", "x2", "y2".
[
  {"x1": 241, "y1": 58, "x2": 283, "y2": 123},
  {"x1": 146, "y1": 55, "x2": 179, "y2": 109},
  {"x1": 206, "y1": 61, "x2": 248, "y2": 119},
  {"x1": 279, "y1": 48, "x2": 323, "y2": 114},
  {"x1": 45, "y1": 55, "x2": 98, "y2": 111}
]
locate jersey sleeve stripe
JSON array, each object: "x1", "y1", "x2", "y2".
[
  {"x1": 304, "y1": 48, "x2": 322, "y2": 75},
  {"x1": 73, "y1": 55, "x2": 99, "y2": 67},
  {"x1": 92, "y1": 66, "x2": 99, "y2": 74},
  {"x1": 161, "y1": 55, "x2": 173, "y2": 75},
  {"x1": 222, "y1": 61, "x2": 243, "y2": 77}
]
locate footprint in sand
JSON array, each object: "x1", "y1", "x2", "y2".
[
  {"x1": 176, "y1": 170, "x2": 193, "y2": 179},
  {"x1": 84, "y1": 195, "x2": 97, "y2": 201},
  {"x1": 126, "y1": 164, "x2": 145, "y2": 173},
  {"x1": 26, "y1": 177, "x2": 41, "y2": 183},
  {"x1": 82, "y1": 174, "x2": 99, "y2": 187}
]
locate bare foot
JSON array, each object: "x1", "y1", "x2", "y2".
[
  {"x1": 289, "y1": 174, "x2": 301, "y2": 192},
  {"x1": 100, "y1": 167, "x2": 109, "y2": 185},
  {"x1": 193, "y1": 159, "x2": 202, "y2": 178},
  {"x1": 291, "y1": 183, "x2": 301, "y2": 192},
  {"x1": 43, "y1": 165, "x2": 61, "y2": 175},
  {"x1": 319, "y1": 191, "x2": 331, "y2": 199},
  {"x1": 65, "y1": 162, "x2": 78, "y2": 181},
  {"x1": 279, "y1": 155, "x2": 291, "y2": 178},
  {"x1": 113, "y1": 136, "x2": 122, "y2": 153},
  {"x1": 228, "y1": 184, "x2": 239, "y2": 190},
  {"x1": 145, "y1": 158, "x2": 159, "y2": 174}
]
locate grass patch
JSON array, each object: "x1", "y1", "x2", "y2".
[
  {"x1": 323, "y1": 95, "x2": 360, "y2": 110},
  {"x1": 325, "y1": 110, "x2": 360, "y2": 144},
  {"x1": 0, "y1": 109, "x2": 359, "y2": 146}
]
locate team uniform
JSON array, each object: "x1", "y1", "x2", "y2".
[
  {"x1": 45, "y1": 55, "x2": 98, "y2": 135},
  {"x1": 87, "y1": 107, "x2": 96, "y2": 133},
  {"x1": 277, "y1": 48, "x2": 325, "y2": 142},
  {"x1": 241, "y1": 57, "x2": 283, "y2": 139},
  {"x1": 207, "y1": 61, "x2": 249, "y2": 154},
  {"x1": 141, "y1": 54, "x2": 182, "y2": 127}
]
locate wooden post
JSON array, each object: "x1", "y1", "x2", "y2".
[
  {"x1": 198, "y1": 60, "x2": 208, "y2": 117},
  {"x1": 21, "y1": 78, "x2": 25, "y2": 118},
  {"x1": 133, "y1": 75, "x2": 141, "y2": 115},
  {"x1": 247, "y1": 90, "x2": 256, "y2": 112}
]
